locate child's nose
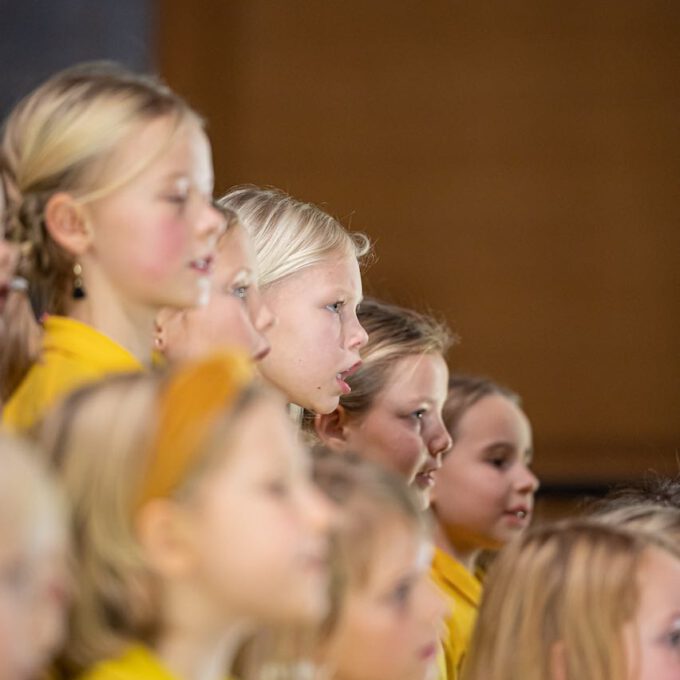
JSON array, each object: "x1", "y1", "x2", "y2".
[
  {"x1": 428, "y1": 417, "x2": 452, "y2": 459},
  {"x1": 346, "y1": 315, "x2": 369, "y2": 352},
  {"x1": 195, "y1": 199, "x2": 226, "y2": 248}
]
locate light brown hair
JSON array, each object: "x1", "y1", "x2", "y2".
[
  {"x1": 33, "y1": 355, "x2": 257, "y2": 673},
  {"x1": 462, "y1": 519, "x2": 680, "y2": 680},
  {"x1": 0, "y1": 61, "x2": 200, "y2": 398}
]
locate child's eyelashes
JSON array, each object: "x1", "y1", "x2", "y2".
[
  {"x1": 487, "y1": 455, "x2": 510, "y2": 470},
  {"x1": 264, "y1": 478, "x2": 291, "y2": 498},
  {"x1": 662, "y1": 621, "x2": 680, "y2": 653},
  {"x1": 231, "y1": 285, "x2": 249, "y2": 301},
  {"x1": 386, "y1": 578, "x2": 415, "y2": 609},
  {"x1": 325, "y1": 300, "x2": 345, "y2": 314}
]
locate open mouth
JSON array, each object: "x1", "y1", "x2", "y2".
[
  {"x1": 336, "y1": 361, "x2": 362, "y2": 394},
  {"x1": 504, "y1": 507, "x2": 531, "y2": 522},
  {"x1": 414, "y1": 468, "x2": 438, "y2": 490},
  {"x1": 189, "y1": 255, "x2": 214, "y2": 274},
  {"x1": 253, "y1": 343, "x2": 271, "y2": 362}
]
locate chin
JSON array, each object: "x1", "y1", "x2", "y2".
[
  {"x1": 417, "y1": 488, "x2": 432, "y2": 511},
  {"x1": 310, "y1": 395, "x2": 340, "y2": 416}
]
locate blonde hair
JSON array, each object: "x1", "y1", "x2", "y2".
[
  {"x1": 0, "y1": 61, "x2": 200, "y2": 396},
  {"x1": 219, "y1": 185, "x2": 371, "y2": 288},
  {"x1": 591, "y1": 502, "x2": 680, "y2": 545},
  {"x1": 0, "y1": 433, "x2": 67, "y2": 552},
  {"x1": 311, "y1": 449, "x2": 428, "y2": 635},
  {"x1": 462, "y1": 519, "x2": 680, "y2": 680},
  {"x1": 33, "y1": 357, "x2": 258, "y2": 673}
]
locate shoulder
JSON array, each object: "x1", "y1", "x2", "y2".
[{"x1": 78, "y1": 646, "x2": 177, "y2": 680}]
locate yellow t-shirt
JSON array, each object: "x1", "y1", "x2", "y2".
[
  {"x1": 2, "y1": 315, "x2": 144, "y2": 432},
  {"x1": 79, "y1": 645, "x2": 179, "y2": 680},
  {"x1": 430, "y1": 546, "x2": 482, "y2": 680}
]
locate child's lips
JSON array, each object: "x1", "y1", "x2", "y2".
[
  {"x1": 336, "y1": 361, "x2": 362, "y2": 393},
  {"x1": 503, "y1": 506, "x2": 532, "y2": 524},
  {"x1": 253, "y1": 343, "x2": 271, "y2": 362},
  {"x1": 189, "y1": 254, "x2": 214, "y2": 274},
  {"x1": 418, "y1": 642, "x2": 438, "y2": 660}
]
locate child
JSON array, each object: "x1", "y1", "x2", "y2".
[
  {"x1": 0, "y1": 434, "x2": 69, "y2": 680},
  {"x1": 313, "y1": 450, "x2": 447, "y2": 680},
  {"x1": 461, "y1": 520, "x2": 680, "y2": 680},
  {"x1": 155, "y1": 206, "x2": 275, "y2": 362},
  {"x1": 220, "y1": 186, "x2": 370, "y2": 415},
  {"x1": 429, "y1": 376, "x2": 539, "y2": 680},
  {"x1": 36, "y1": 352, "x2": 331, "y2": 680},
  {"x1": 1, "y1": 61, "x2": 225, "y2": 430},
  {"x1": 312, "y1": 298, "x2": 454, "y2": 510}
]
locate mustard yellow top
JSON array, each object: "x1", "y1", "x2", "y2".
[
  {"x1": 431, "y1": 546, "x2": 483, "y2": 680},
  {"x1": 79, "y1": 645, "x2": 179, "y2": 680},
  {"x1": 2, "y1": 315, "x2": 144, "y2": 432}
]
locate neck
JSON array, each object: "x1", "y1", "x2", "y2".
[
  {"x1": 155, "y1": 581, "x2": 252, "y2": 680},
  {"x1": 155, "y1": 627, "x2": 244, "y2": 680},
  {"x1": 68, "y1": 268, "x2": 156, "y2": 365},
  {"x1": 433, "y1": 522, "x2": 480, "y2": 573}
]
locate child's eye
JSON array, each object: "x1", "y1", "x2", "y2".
[
  {"x1": 388, "y1": 580, "x2": 414, "y2": 608},
  {"x1": 664, "y1": 626, "x2": 680, "y2": 652},
  {"x1": 326, "y1": 301, "x2": 344, "y2": 314},
  {"x1": 411, "y1": 409, "x2": 427, "y2": 420},
  {"x1": 231, "y1": 285, "x2": 248, "y2": 300},
  {"x1": 165, "y1": 194, "x2": 189, "y2": 212},
  {"x1": 266, "y1": 479, "x2": 290, "y2": 497},
  {"x1": 488, "y1": 456, "x2": 509, "y2": 470}
]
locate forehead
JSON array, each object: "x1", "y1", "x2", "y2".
[
  {"x1": 457, "y1": 393, "x2": 531, "y2": 443},
  {"x1": 305, "y1": 252, "x2": 361, "y2": 286},
  {"x1": 215, "y1": 224, "x2": 252, "y2": 269},
  {"x1": 98, "y1": 115, "x2": 211, "y2": 189},
  {"x1": 358, "y1": 518, "x2": 424, "y2": 590},
  {"x1": 636, "y1": 546, "x2": 680, "y2": 616},
  {"x1": 380, "y1": 353, "x2": 449, "y2": 399},
  {"x1": 225, "y1": 395, "x2": 304, "y2": 470}
]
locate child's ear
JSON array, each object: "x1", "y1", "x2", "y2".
[
  {"x1": 314, "y1": 406, "x2": 352, "y2": 451},
  {"x1": 135, "y1": 499, "x2": 196, "y2": 578},
  {"x1": 44, "y1": 192, "x2": 93, "y2": 256}
]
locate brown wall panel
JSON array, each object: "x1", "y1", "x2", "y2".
[{"x1": 158, "y1": 1, "x2": 680, "y2": 485}]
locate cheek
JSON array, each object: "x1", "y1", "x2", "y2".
[
  {"x1": 382, "y1": 427, "x2": 425, "y2": 478},
  {"x1": 134, "y1": 218, "x2": 193, "y2": 277}
]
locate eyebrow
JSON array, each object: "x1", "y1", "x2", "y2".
[{"x1": 161, "y1": 171, "x2": 215, "y2": 193}]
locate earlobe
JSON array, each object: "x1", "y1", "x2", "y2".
[
  {"x1": 154, "y1": 311, "x2": 169, "y2": 352},
  {"x1": 44, "y1": 192, "x2": 93, "y2": 256},
  {"x1": 314, "y1": 407, "x2": 351, "y2": 451}
]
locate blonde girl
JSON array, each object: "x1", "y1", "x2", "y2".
[
  {"x1": 0, "y1": 434, "x2": 69, "y2": 680},
  {"x1": 461, "y1": 520, "x2": 680, "y2": 680},
  {"x1": 429, "y1": 375, "x2": 539, "y2": 679},
  {"x1": 1, "y1": 61, "x2": 224, "y2": 430},
  {"x1": 313, "y1": 450, "x2": 447, "y2": 680},
  {"x1": 155, "y1": 206, "x2": 275, "y2": 362},
  {"x1": 312, "y1": 298, "x2": 454, "y2": 510},
  {"x1": 219, "y1": 186, "x2": 369, "y2": 415},
  {"x1": 36, "y1": 352, "x2": 331, "y2": 680}
]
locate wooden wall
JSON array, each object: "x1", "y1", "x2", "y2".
[{"x1": 158, "y1": 1, "x2": 680, "y2": 489}]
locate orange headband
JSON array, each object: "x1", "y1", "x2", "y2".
[{"x1": 136, "y1": 350, "x2": 254, "y2": 508}]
